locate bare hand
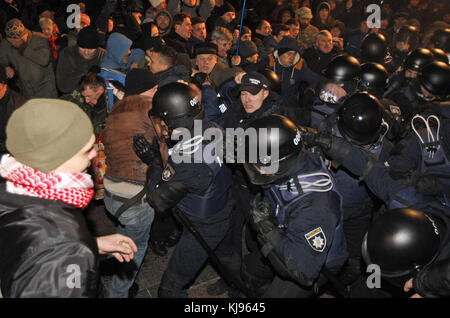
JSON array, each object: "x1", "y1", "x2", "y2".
[
  {"x1": 231, "y1": 55, "x2": 241, "y2": 66},
  {"x1": 97, "y1": 234, "x2": 138, "y2": 263},
  {"x1": 403, "y1": 278, "x2": 423, "y2": 298},
  {"x1": 5, "y1": 66, "x2": 15, "y2": 79},
  {"x1": 130, "y1": 62, "x2": 139, "y2": 69},
  {"x1": 177, "y1": 79, "x2": 189, "y2": 85},
  {"x1": 234, "y1": 71, "x2": 246, "y2": 84}
]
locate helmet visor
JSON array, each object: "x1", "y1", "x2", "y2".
[
  {"x1": 319, "y1": 80, "x2": 348, "y2": 104},
  {"x1": 243, "y1": 153, "x2": 297, "y2": 185}
]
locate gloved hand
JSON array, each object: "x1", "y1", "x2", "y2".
[
  {"x1": 249, "y1": 193, "x2": 276, "y2": 234},
  {"x1": 192, "y1": 71, "x2": 209, "y2": 86},
  {"x1": 301, "y1": 87, "x2": 316, "y2": 108},
  {"x1": 300, "y1": 130, "x2": 352, "y2": 166},
  {"x1": 300, "y1": 129, "x2": 332, "y2": 150},
  {"x1": 133, "y1": 134, "x2": 163, "y2": 168}
]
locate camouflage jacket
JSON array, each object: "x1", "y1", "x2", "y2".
[
  {"x1": 62, "y1": 87, "x2": 114, "y2": 138},
  {"x1": 297, "y1": 25, "x2": 319, "y2": 54}
]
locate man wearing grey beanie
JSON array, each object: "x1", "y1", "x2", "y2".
[{"x1": 0, "y1": 98, "x2": 137, "y2": 297}]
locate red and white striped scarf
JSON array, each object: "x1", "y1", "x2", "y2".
[{"x1": 0, "y1": 154, "x2": 94, "y2": 209}]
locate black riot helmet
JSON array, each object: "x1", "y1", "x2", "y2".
[
  {"x1": 319, "y1": 55, "x2": 361, "y2": 104},
  {"x1": 360, "y1": 33, "x2": 388, "y2": 63},
  {"x1": 322, "y1": 55, "x2": 361, "y2": 83},
  {"x1": 393, "y1": 25, "x2": 419, "y2": 52},
  {"x1": 242, "y1": 114, "x2": 303, "y2": 185},
  {"x1": 258, "y1": 68, "x2": 281, "y2": 94},
  {"x1": 362, "y1": 208, "x2": 441, "y2": 278},
  {"x1": 432, "y1": 28, "x2": 450, "y2": 53},
  {"x1": 430, "y1": 48, "x2": 449, "y2": 65},
  {"x1": 150, "y1": 82, "x2": 204, "y2": 138},
  {"x1": 404, "y1": 48, "x2": 434, "y2": 72},
  {"x1": 358, "y1": 63, "x2": 389, "y2": 97},
  {"x1": 419, "y1": 61, "x2": 450, "y2": 97},
  {"x1": 337, "y1": 92, "x2": 384, "y2": 145}
]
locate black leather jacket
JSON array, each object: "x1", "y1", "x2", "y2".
[{"x1": 0, "y1": 181, "x2": 99, "y2": 298}]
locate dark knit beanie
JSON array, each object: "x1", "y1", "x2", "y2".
[
  {"x1": 239, "y1": 40, "x2": 258, "y2": 58},
  {"x1": 194, "y1": 42, "x2": 218, "y2": 56},
  {"x1": 77, "y1": 26, "x2": 100, "y2": 49},
  {"x1": 218, "y1": 2, "x2": 235, "y2": 16},
  {"x1": 143, "y1": 36, "x2": 166, "y2": 51},
  {"x1": 277, "y1": 47, "x2": 293, "y2": 56},
  {"x1": 125, "y1": 69, "x2": 157, "y2": 96}
]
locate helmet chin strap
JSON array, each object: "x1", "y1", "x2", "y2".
[{"x1": 368, "y1": 118, "x2": 390, "y2": 151}]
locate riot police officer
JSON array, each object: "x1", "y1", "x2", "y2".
[
  {"x1": 242, "y1": 114, "x2": 348, "y2": 297},
  {"x1": 385, "y1": 61, "x2": 450, "y2": 124},
  {"x1": 358, "y1": 63, "x2": 404, "y2": 142},
  {"x1": 391, "y1": 25, "x2": 419, "y2": 71},
  {"x1": 431, "y1": 28, "x2": 450, "y2": 54},
  {"x1": 384, "y1": 48, "x2": 435, "y2": 118},
  {"x1": 403, "y1": 48, "x2": 435, "y2": 79},
  {"x1": 317, "y1": 92, "x2": 393, "y2": 286},
  {"x1": 300, "y1": 131, "x2": 450, "y2": 297},
  {"x1": 359, "y1": 32, "x2": 394, "y2": 73},
  {"x1": 134, "y1": 82, "x2": 235, "y2": 297},
  {"x1": 430, "y1": 48, "x2": 449, "y2": 65},
  {"x1": 307, "y1": 55, "x2": 361, "y2": 129}
]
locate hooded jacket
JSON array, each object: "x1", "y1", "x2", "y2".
[
  {"x1": 263, "y1": 37, "x2": 321, "y2": 107},
  {"x1": 154, "y1": 10, "x2": 173, "y2": 37},
  {"x1": 100, "y1": 33, "x2": 145, "y2": 74},
  {"x1": 313, "y1": 2, "x2": 335, "y2": 31}
]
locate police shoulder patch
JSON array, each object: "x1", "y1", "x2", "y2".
[
  {"x1": 304, "y1": 227, "x2": 326, "y2": 252},
  {"x1": 162, "y1": 163, "x2": 175, "y2": 181}
]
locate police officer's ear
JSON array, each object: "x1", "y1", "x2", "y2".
[{"x1": 263, "y1": 89, "x2": 269, "y2": 99}]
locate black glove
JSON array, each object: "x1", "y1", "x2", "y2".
[
  {"x1": 300, "y1": 130, "x2": 352, "y2": 167},
  {"x1": 133, "y1": 134, "x2": 163, "y2": 168},
  {"x1": 192, "y1": 72, "x2": 209, "y2": 86},
  {"x1": 301, "y1": 87, "x2": 316, "y2": 108},
  {"x1": 249, "y1": 193, "x2": 276, "y2": 234}
]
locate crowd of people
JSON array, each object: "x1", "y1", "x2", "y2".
[{"x1": 0, "y1": 0, "x2": 449, "y2": 298}]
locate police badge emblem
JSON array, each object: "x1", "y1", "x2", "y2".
[
  {"x1": 304, "y1": 227, "x2": 326, "y2": 252},
  {"x1": 162, "y1": 164, "x2": 175, "y2": 181}
]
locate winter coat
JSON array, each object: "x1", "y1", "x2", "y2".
[
  {"x1": 56, "y1": 46, "x2": 106, "y2": 94},
  {"x1": 103, "y1": 95, "x2": 156, "y2": 183},
  {"x1": 0, "y1": 30, "x2": 57, "y2": 98},
  {"x1": 100, "y1": 33, "x2": 145, "y2": 74},
  {"x1": 0, "y1": 182, "x2": 99, "y2": 297},
  {"x1": 167, "y1": 0, "x2": 215, "y2": 20},
  {"x1": 0, "y1": 88, "x2": 27, "y2": 154}
]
